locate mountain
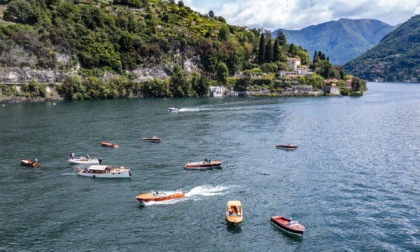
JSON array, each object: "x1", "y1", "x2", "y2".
[
  {"x1": 344, "y1": 15, "x2": 420, "y2": 82},
  {"x1": 272, "y1": 19, "x2": 396, "y2": 65}
]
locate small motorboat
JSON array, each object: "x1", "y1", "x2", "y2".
[
  {"x1": 77, "y1": 165, "x2": 131, "y2": 178},
  {"x1": 226, "y1": 200, "x2": 243, "y2": 225},
  {"x1": 168, "y1": 107, "x2": 179, "y2": 112},
  {"x1": 68, "y1": 154, "x2": 102, "y2": 165},
  {"x1": 100, "y1": 142, "x2": 119, "y2": 148},
  {"x1": 276, "y1": 144, "x2": 298, "y2": 150},
  {"x1": 141, "y1": 136, "x2": 161, "y2": 143},
  {"x1": 135, "y1": 190, "x2": 185, "y2": 203},
  {"x1": 183, "y1": 160, "x2": 223, "y2": 169},
  {"x1": 21, "y1": 159, "x2": 41, "y2": 168},
  {"x1": 271, "y1": 215, "x2": 305, "y2": 237}
]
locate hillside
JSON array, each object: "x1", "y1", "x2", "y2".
[
  {"x1": 344, "y1": 15, "x2": 420, "y2": 82},
  {"x1": 0, "y1": 0, "x2": 366, "y2": 101},
  {"x1": 272, "y1": 19, "x2": 396, "y2": 65}
]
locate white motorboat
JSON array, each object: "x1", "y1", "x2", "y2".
[
  {"x1": 168, "y1": 107, "x2": 179, "y2": 112},
  {"x1": 77, "y1": 165, "x2": 131, "y2": 178},
  {"x1": 69, "y1": 157, "x2": 102, "y2": 165}
]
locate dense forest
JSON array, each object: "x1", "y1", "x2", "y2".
[
  {"x1": 344, "y1": 15, "x2": 419, "y2": 82},
  {"x1": 0, "y1": 0, "x2": 365, "y2": 101}
]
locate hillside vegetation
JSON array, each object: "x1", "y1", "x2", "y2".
[
  {"x1": 272, "y1": 19, "x2": 396, "y2": 65},
  {"x1": 0, "y1": 0, "x2": 364, "y2": 101},
  {"x1": 344, "y1": 15, "x2": 419, "y2": 82}
]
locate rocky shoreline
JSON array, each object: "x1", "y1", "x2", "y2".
[{"x1": 0, "y1": 96, "x2": 63, "y2": 104}]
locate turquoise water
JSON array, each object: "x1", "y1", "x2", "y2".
[{"x1": 0, "y1": 82, "x2": 419, "y2": 251}]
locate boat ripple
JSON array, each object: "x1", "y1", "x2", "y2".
[{"x1": 184, "y1": 185, "x2": 234, "y2": 197}]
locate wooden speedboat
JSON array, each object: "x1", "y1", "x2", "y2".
[
  {"x1": 21, "y1": 159, "x2": 41, "y2": 167},
  {"x1": 77, "y1": 165, "x2": 131, "y2": 178},
  {"x1": 271, "y1": 215, "x2": 305, "y2": 237},
  {"x1": 69, "y1": 157, "x2": 102, "y2": 165},
  {"x1": 141, "y1": 136, "x2": 161, "y2": 142},
  {"x1": 100, "y1": 142, "x2": 119, "y2": 148},
  {"x1": 276, "y1": 144, "x2": 298, "y2": 149},
  {"x1": 136, "y1": 190, "x2": 185, "y2": 203},
  {"x1": 226, "y1": 200, "x2": 243, "y2": 225},
  {"x1": 168, "y1": 107, "x2": 179, "y2": 112},
  {"x1": 183, "y1": 160, "x2": 223, "y2": 169}
]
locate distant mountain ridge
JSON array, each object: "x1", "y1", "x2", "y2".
[
  {"x1": 272, "y1": 19, "x2": 396, "y2": 65},
  {"x1": 344, "y1": 15, "x2": 420, "y2": 82}
]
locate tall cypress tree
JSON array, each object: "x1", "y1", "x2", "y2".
[
  {"x1": 273, "y1": 39, "x2": 280, "y2": 62},
  {"x1": 276, "y1": 31, "x2": 287, "y2": 47},
  {"x1": 265, "y1": 40, "x2": 273, "y2": 62},
  {"x1": 258, "y1": 34, "x2": 265, "y2": 63}
]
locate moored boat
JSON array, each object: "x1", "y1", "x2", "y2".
[
  {"x1": 275, "y1": 144, "x2": 298, "y2": 149},
  {"x1": 69, "y1": 156, "x2": 102, "y2": 165},
  {"x1": 168, "y1": 107, "x2": 179, "y2": 112},
  {"x1": 20, "y1": 159, "x2": 41, "y2": 167},
  {"x1": 226, "y1": 200, "x2": 243, "y2": 225},
  {"x1": 141, "y1": 136, "x2": 161, "y2": 142},
  {"x1": 271, "y1": 215, "x2": 305, "y2": 237},
  {"x1": 183, "y1": 160, "x2": 223, "y2": 169},
  {"x1": 136, "y1": 190, "x2": 185, "y2": 203},
  {"x1": 77, "y1": 165, "x2": 131, "y2": 178},
  {"x1": 101, "y1": 142, "x2": 119, "y2": 148}
]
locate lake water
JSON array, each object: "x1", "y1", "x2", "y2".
[{"x1": 0, "y1": 82, "x2": 419, "y2": 251}]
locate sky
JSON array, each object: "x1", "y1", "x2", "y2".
[{"x1": 182, "y1": 0, "x2": 420, "y2": 30}]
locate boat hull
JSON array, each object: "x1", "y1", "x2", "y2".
[
  {"x1": 271, "y1": 216, "x2": 305, "y2": 236},
  {"x1": 136, "y1": 192, "x2": 185, "y2": 203},
  {"x1": 101, "y1": 142, "x2": 119, "y2": 148},
  {"x1": 275, "y1": 145, "x2": 298, "y2": 149},
  {"x1": 141, "y1": 137, "x2": 161, "y2": 143},
  {"x1": 183, "y1": 161, "x2": 223, "y2": 169},
  {"x1": 21, "y1": 159, "x2": 41, "y2": 167}
]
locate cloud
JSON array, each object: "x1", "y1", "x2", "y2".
[{"x1": 184, "y1": 0, "x2": 419, "y2": 30}]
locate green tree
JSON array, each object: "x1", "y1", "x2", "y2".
[
  {"x1": 216, "y1": 62, "x2": 228, "y2": 85},
  {"x1": 209, "y1": 10, "x2": 214, "y2": 18},
  {"x1": 265, "y1": 39, "x2": 273, "y2": 62},
  {"x1": 219, "y1": 26, "x2": 230, "y2": 41},
  {"x1": 170, "y1": 65, "x2": 190, "y2": 97},
  {"x1": 3, "y1": 0, "x2": 36, "y2": 24},
  {"x1": 276, "y1": 31, "x2": 287, "y2": 47},
  {"x1": 273, "y1": 39, "x2": 280, "y2": 62},
  {"x1": 258, "y1": 34, "x2": 265, "y2": 63}
]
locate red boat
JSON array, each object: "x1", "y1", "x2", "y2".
[
  {"x1": 21, "y1": 159, "x2": 41, "y2": 168},
  {"x1": 275, "y1": 144, "x2": 298, "y2": 149},
  {"x1": 100, "y1": 142, "x2": 119, "y2": 148},
  {"x1": 271, "y1": 215, "x2": 305, "y2": 236},
  {"x1": 136, "y1": 191, "x2": 185, "y2": 203},
  {"x1": 183, "y1": 160, "x2": 223, "y2": 169}
]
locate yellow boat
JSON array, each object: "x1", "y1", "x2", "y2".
[{"x1": 226, "y1": 200, "x2": 243, "y2": 225}]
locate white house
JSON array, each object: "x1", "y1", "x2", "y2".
[
  {"x1": 209, "y1": 86, "x2": 225, "y2": 97},
  {"x1": 287, "y1": 58, "x2": 301, "y2": 71}
]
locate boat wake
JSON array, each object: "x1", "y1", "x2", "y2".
[
  {"x1": 178, "y1": 108, "x2": 201, "y2": 112},
  {"x1": 185, "y1": 185, "x2": 233, "y2": 197},
  {"x1": 140, "y1": 185, "x2": 234, "y2": 206},
  {"x1": 62, "y1": 173, "x2": 76, "y2": 176}
]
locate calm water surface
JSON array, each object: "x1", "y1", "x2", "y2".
[{"x1": 0, "y1": 82, "x2": 419, "y2": 251}]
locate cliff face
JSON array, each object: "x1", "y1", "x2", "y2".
[{"x1": 0, "y1": 57, "x2": 200, "y2": 84}]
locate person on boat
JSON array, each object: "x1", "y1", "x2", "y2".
[
  {"x1": 70, "y1": 153, "x2": 75, "y2": 159},
  {"x1": 98, "y1": 158, "x2": 102, "y2": 164},
  {"x1": 85, "y1": 154, "x2": 89, "y2": 159},
  {"x1": 35, "y1": 158, "x2": 38, "y2": 164}
]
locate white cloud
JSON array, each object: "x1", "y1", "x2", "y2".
[{"x1": 184, "y1": 0, "x2": 420, "y2": 30}]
